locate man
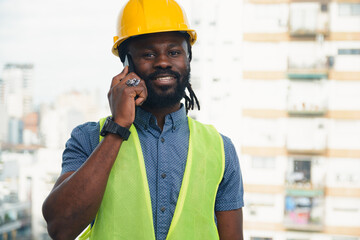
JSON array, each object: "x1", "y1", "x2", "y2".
[{"x1": 42, "y1": 0, "x2": 244, "y2": 239}]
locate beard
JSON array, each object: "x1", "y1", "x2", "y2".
[{"x1": 140, "y1": 67, "x2": 190, "y2": 109}]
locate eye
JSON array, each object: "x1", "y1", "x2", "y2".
[
  {"x1": 169, "y1": 50, "x2": 181, "y2": 56},
  {"x1": 143, "y1": 52, "x2": 155, "y2": 58}
]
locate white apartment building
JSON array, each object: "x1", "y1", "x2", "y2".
[
  {"x1": 0, "y1": 64, "x2": 35, "y2": 146},
  {"x1": 241, "y1": 0, "x2": 360, "y2": 239},
  {"x1": 1, "y1": 64, "x2": 34, "y2": 119},
  {"x1": 181, "y1": 0, "x2": 243, "y2": 141}
]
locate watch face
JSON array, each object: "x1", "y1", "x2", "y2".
[{"x1": 99, "y1": 116, "x2": 130, "y2": 140}]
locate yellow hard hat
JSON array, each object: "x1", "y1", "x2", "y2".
[{"x1": 112, "y1": 0, "x2": 197, "y2": 56}]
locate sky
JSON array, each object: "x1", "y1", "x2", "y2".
[{"x1": 0, "y1": 0, "x2": 191, "y2": 105}]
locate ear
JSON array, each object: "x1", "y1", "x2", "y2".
[
  {"x1": 188, "y1": 51, "x2": 192, "y2": 62},
  {"x1": 187, "y1": 44, "x2": 192, "y2": 62}
]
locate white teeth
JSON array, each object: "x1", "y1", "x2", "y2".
[{"x1": 156, "y1": 76, "x2": 173, "y2": 81}]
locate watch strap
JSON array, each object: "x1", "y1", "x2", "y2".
[{"x1": 100, "y1": 117, "x2": 131, "y2": 140}]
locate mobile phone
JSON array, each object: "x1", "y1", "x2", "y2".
[
  {"x1": 123, "y1": 54, "x2": 140, "y2": 100},
  {"x1": 123, "y1": 54, "x2": 135, "y2": 73}
]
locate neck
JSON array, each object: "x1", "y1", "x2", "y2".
[{"x1": 141, "y1": 103, "x2": 181, "y2": 131}]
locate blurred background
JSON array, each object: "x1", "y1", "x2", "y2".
[{"x1": 0, "y1": 0, "x2": 359, "y2": 239}]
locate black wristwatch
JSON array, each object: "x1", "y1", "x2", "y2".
[{"x1": 100, "y1": 117, "x2": 131, "y2": 140}]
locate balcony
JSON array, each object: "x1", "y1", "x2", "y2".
[
  {"x1": 285, "y1": 157, "x2": 325, "y2": 191},
  {"x1": 287, "y1": 56, "x2": 332, "y2": 80},
  {"x1": 284, "y1": 195, "x2": 325, "y2": 231},
  {"x1": 287, "y1": 101, "x2": 327, "y2": 116},
  {"x1": 287, "y1": 80, "x2": 328, "y2": 116},
  {"x1": 286, "y1": 119, "x2": 327, "y2": 154},
  {"x1": 284, "y1": 157, "x2": 325, "y2": 231},
  {"x1": 289, "y1": 3, "x2": 329, "y2": 38}
]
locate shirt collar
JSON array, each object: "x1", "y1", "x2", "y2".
[{"x1": 134, "y1": 104, "x2": 187, "y2": 130}]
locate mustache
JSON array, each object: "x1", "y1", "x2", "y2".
[{"x1": 146, "y1": 69, "x2": 181, "y2": 81}]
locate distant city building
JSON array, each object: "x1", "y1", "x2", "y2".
[
  {"x1": 27, "y1": 148, "x2": 63, "y2": 240},
  {"x1": 7, "y1": 118, "x2": 23, "y2": 145},
  {"x1": 23, "y1": 112, "x2": 39, "y2": 145},
  {"x1": 39, "y1": 90, "x2": 108, "y2": 149},
  {"x1": 0, "y1": 64, "x2": 108, "y2": 239},
  {"x1": 0, "y1": 64, "x2": 36, "y2": 146},
  {"x1": 0, "y1": 152, "x2": 33, "y2": 240},
  {"x1": 2, "y1": 64, "x2": 34, "y2": 119},
  {"x1": 0, "y1": 78, "x2": 7, "y2": 143},
  {"x1": 0, "y1": 88, "x2": 108, "y2": 239},
  {"x1": 0, "y1": 64, "x2": 35, "y2": 239}
]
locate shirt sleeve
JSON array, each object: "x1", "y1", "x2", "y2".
[
  {"x1": 61, "y1": 122, "x2": 99, "y2": 175},
  {"x1": 214, "y1": 135, "x2": 244, "y2": 211}
]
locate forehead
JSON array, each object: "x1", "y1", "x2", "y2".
[{"x1": 128, "y1": 32, "x2": 187, "y2": 51}]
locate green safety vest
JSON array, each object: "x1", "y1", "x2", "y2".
[{"x1": 79, "y1": 116, "x2": 225, "y2": 240}]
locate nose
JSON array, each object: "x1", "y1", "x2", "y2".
[{"x1": 154, "y1": 53, "x2": 171, "y2": 69}]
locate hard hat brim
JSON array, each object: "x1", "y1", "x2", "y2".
[{"x1": 111, "y1": 29, "x2": 197, "y2": 57}]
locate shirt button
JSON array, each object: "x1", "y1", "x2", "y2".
[
  {"x1": 161, "y1": 207, "x2": 166, "y2": 212},
  {"x1": 161, "y1": 137, "x2": 165, "y2": 143},
  {"x1": 161, "y1": 173, "x2": 167, "y2": 179}
]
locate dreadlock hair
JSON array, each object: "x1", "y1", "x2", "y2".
[
  {"x1": 184, "y1": 82, "x2": 200, "y2": 113},
  {"x1": 117, "y1": 32, "x2": 200, "y2": 113}
]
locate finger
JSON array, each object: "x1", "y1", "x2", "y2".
[
  {"x1": 121, "y1": 73, "x2": 145, "y2": 89},
  {"x1": 111, "y1": 66, "x2": 129, "y2": 88},
  {"x1": 124, "y1": 72, "x2": 141, "y2": 82},
  {"x1": 134, "y1": 82, "x2": 148, "y2": 106},
  {"x1": 135, "y1": 89, "x2": 147, "y2": 106}
]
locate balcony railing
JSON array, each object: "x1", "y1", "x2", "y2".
[
  {"x1": 286, "y1": 170, "x2": 326, "y2": 194},
  {"x1": 287, "y1": 97, "x2": 327, "y2": 116},
  {"x1": 287, "y1": 56, "x2": 332, "y2": 80},
  {"x1": 287, "y1": 80, "x2": 328, "y2": 116},
  {"x1": 289, "y1": 3, "x2": 329, "y2": 37},
  {"x1": 287, "y1": 102, "x2": 327, "y2": 116}
]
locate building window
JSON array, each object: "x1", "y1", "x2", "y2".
[
  {"x1": 293, "y1": 159, "x2": 311, "y2": 183},
  {"x1": 321, "y1": 3, "x2": 328, "y2": 12},
  {"x1": 336, "y1": 173, "x2": 359, "y2": 184},
  {"x1": 333, "y1": 207, "x2": 359, "y2": 213},
  {"x1": 338, "y1": 49, "x2": 360, "y2": 55},
  {"x1": 251, "y1": 157, "x2": 276, "y2": 169},
  {"x1": 338, "y1": 3, "x2": 360, "y2": 16}
]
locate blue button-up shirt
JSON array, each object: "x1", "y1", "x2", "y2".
[{"x1": 62, "y1": 106, "x2": 244, "y2": 240}]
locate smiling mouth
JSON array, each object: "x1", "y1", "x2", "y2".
[{"x1": 153, "y1": 75, "x2": 176, "y2": 84}]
